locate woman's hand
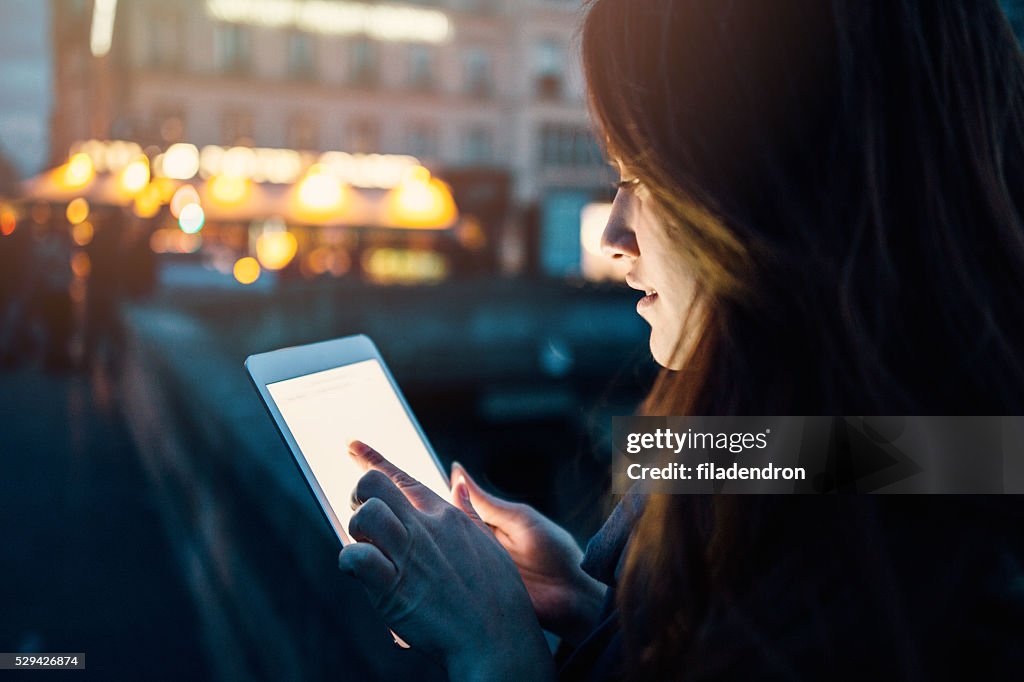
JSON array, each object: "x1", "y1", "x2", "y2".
[
  {"x1": 339, "y1": 441, "x2": 555, "y2": 682},
  {"x1": 450, "y1": 462, "x2": 608, "y2": 647}
]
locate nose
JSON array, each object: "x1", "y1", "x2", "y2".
[{"x1": 600, "y1": 190, "x2": 640, "y2": 260}]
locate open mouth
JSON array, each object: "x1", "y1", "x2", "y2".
[
  {"x1": 626, "y1": 274, "x2": 659, "y2": 312},
  {"x1": 637, "y1": 290, "x2": 659, "y2": 310}
]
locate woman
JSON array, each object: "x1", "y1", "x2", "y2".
[{"x1": 339, "y1": 0, "x2": 1024, "y2": 679}]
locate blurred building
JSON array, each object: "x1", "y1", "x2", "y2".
[{"x1": 49, "y1": 0, "x2": 612, "y2": 278}]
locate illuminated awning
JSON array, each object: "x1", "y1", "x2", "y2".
[{"x1": 19, "y1": 142, "x2": 460, "y2": 230}]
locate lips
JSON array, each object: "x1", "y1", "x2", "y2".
[
  {"x1": 636, "y1": 291, "x2": 659, "y2": 311},
  {"x1": 626, "y1": 274, "x2": 659, "y2": 312}
]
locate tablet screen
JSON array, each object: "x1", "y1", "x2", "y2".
[{"x1": 267, "y1": 358, "x2": 449, "y2": 537}]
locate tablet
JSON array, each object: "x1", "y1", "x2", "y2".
[{"x1": 246, "y1": 334, "x2": 450, "y2": 545}]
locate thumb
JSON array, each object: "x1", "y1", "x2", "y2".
[
  {"x1": 451, "y1": 462, "x2": 523, "y2": 527},
  {"x1": 451, "y1": 472, "x2": 490, "y2": 534}
]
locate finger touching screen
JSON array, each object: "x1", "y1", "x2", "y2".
[{"x1": 267, "y1": 359, "x2": 449, "y2": 536}]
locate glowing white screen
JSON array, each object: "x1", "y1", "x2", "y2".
[{"x1": 267, "y1": 359, "x2": 449, "y2": 537}]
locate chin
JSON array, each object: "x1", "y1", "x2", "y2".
[{"x1": 649, "y1": 334, "x2": 685, "y2": 371}]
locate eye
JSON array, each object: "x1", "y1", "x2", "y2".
[{"x1": 614, "y1": 178, "x2": 642, "y2": 191}]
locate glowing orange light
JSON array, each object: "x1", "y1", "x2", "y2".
[
  {"x1": 303, "y1": 247, "x2": 352, "y2": 278},
  {"x1": 256, "y1": 230, "x2": 299, "y2": 271},
  {"x1": 295, "y1": 165, "x2": 349, "y2": 220},
  {"x1": 170, "y1": 185, "x2": 201, "y2": 218},
  {"x1": 64, "y1": 197, "x2": 89, "y2": 224},
  {"x1": 72, "y1": 221, "x2": 95, "y2": 246},
  {"x1": 1, "y1": 210, "x2": 17, "y2": 236},
  {"x1": 71, "y1": 252, "x2": 92, "y2": 279},
  {"x1": 153, "y1": 177, "x2": 179, "y2": 203},
  {"x1": 65, "y1": 198, "x2": 90, "y2": 225},
  {"x1": 61, "y1": 153, "x2": 95, "y2": 190},
  {"x1": 118, "y1": 156, "x2": 151, "y2": 197},
  {"x1": 208, "y1": 174, "x2": 251, "y2": 206},
  {"x1": 457, "y1": 216, "x2": 487, "y2": 251},
  {"x1": 382, "y1": 166, "x2": 458, "y2": 229},
  {"x1": 233, "y1": 257, "x2": 261, "y2": 285},
  {"x1": 133, "y1": 183, "x2": 162, "y2": 218}
]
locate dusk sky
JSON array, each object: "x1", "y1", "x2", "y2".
[{"x1": 0, "y1": 0, "x2": 51, "y2": 178}]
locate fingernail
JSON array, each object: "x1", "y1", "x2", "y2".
[{"x1": 458, "y1": 476, "x2": 471, "y2": 504}]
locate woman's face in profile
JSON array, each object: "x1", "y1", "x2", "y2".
[{"x1": 601, "y1": 169, "x2": 698, "y2": 370}]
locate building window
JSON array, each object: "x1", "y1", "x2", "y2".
[
  {"x1": 288, "y1": 114, "x2": 319, "y2": 150},
  {"x1": 406, "y1": 122, "x2": 439, "y2": 160},
  {"x1": 538, "y1": 124, "x2": 603, "y2": 167},
  {"x1": 462, "y1": 126, "x2": 494, "y2": 165},
  {"x1": 287, "y1": 31, "x2": 317, "y2": 80},
  {"x1": 407, "y1": 45, "x2": 436, "y2": 91},
  {"x1": 149, "y1": 9, "x2": 183, "y2": 69},
  {"x1": 215, "y1": 23, "x2": 252, "y2": 75},
  {"x1": 347, "y1": 118, "x2": 380, "y2": 153},
  {"x1": 350, "y1": 38, "x2": 379, "y2": 87},
  {"x1": 462, "y1": 47, "x2": 492, "y2": 98},
  {"x1": 222, "y1": 109, "x2": 255, "y2": 146},
  {"x1": 533, "y1": 39, "x2": 565, "y2": 100}
]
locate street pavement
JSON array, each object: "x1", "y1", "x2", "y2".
[{"x1": 0, "y1": 364, "x2": 209, "y2": 679}]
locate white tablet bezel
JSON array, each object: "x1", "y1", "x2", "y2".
[{"x1": 245, "y1": 334, "x2": 449, "y2": 545}]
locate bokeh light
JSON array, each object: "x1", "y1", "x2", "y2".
[
  {"x1": 233, "y1": 257, "x2": 261, "y2": 285},
  {"x1": 119, "y1": 156, "x2": 151, "y2": 197},
  {"x1": 179, "y1": 203, "x2": 206, "y2": 234},
  {"x1": 256, "y1": 230, "x2": 299, "y2": 271},
  {"x1": 362, "y1": 247, "x2": 447, "y2": 285},
  {"x1": 382, "y1": 166, "x2": 458, "y2": 229},
  {"x1": 303, "y1": 247, "x2": 352, "y2": 278},
  {"x1": 170, "y1": 185, "x2": 201, "y2": 218},
  {"x1": 62, "y1": 153, "x2": 96, "y2": 190},
  {"x1": 209, "y1": 174, "x2": 251, "y2": 206},
  {"x1": 153, "y1": 177, "x2": 179, "y2": 203},
  {"x1": 66, "y1": 198, "x2": 90, "y2": 225},
  {"x1": 150, "y1": 228, "x2": 202, "y2": 254},
  {"x1": 133, "y1": 183, "x2": 163, "y2": 218},
  {"x1": 296, "y1": 165, "x2": 347, "y2": 217},
  {"x1": 457, "y1": 216, "x2": 487, "y2": 251},
  {"x1": 71, "y1": 252, "x2": 92, "y2": 279},
  {"x1": 72, "y1": 220, "x2": 95, "y2": 247},
  {"x1": 0, "y1": 210, "x2": 15, "y2": 236},
  {"x1": 160, "y1": 143, "x2": 200, "y2": 180}
]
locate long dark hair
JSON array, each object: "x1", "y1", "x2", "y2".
[{"x1": 582, "y1": 0, "x2": 1024, "y2": 678}]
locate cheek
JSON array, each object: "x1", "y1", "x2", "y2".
[{"x1": 637, "y1": 222, "x2": 693, "y2": 303}]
